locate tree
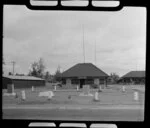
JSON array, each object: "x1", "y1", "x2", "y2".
[
  {"x1": 28, "y1": 62, "x2": 39, "y2": 77},
  {"x1": 54, "y1": 66, "x2": 62, "y2": 82},
  {"x1": 44, "y1": 71, "x2": 50, "y2": 82},
  {"x1": 28, "y1": 58, "x2": 45, "y2": 78},
  {"x1": 37, "y1": 58, "x2": 45, "y2": 78},
  {"x1": 109, "y1": 72, "x2": 120, "y2": 84}
]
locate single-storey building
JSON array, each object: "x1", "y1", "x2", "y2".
[
  {"x1": 60, "y1": 63, "x2": 109, "y2": 88},
  {"x1": 2, "y1": 75, "x2": 45, "y2": 89},
  {"x1": 120, "y1": 71, "x2": 145, "y2": 85}
]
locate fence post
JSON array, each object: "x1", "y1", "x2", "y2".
[
  {"x1": 54, "y1": 85, "x2": 57, "y2": 91},
  {"x1": 12, "y1": 84, "x2": 14, "y2": 94},
  {"x1": 32, "y1": 86, "x2": 34, "y2": 92},
  {"x1": 122, "y1": 85, "x2": 125, "y2": 92},
  {"x1": 94, "y1": 92, "x2": 99, "y2": 101},
  {"x1": 77, "y1": 85, "x2": 79, "y2": 91}
]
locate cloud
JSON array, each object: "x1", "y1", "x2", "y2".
[{"x1": 3, "y1": 6, "x2": 146, "y2": 76}]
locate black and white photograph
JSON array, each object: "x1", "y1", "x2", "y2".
[{"x1": 2, "y1": 2, "x2": 146, "y2": 122}]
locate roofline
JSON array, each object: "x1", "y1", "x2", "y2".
[
  {"x1": 61, "y1": 76, "x2": 109, "y2": 78},
  {"x1": 61, "y1": 63, "x2": 79, "y2": 74},
  {"x1": 121, "y1": 71, "x2": 145, "y2": 78},
  {"x1": 91, "y1": 63, "x2": 109, "y2": 76},
  {"x1": 3, "y1": 75, "x2": 45, "y2": 81},
  {"x1": 61, "y1": 63, "x2": 109, "y2": 77}
]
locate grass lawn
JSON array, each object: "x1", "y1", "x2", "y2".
[
  {"x1": 2, "y1": 84, "x2": 145, "y2": 107},
  {"x1": 2, "y1": 84, "x2": 145, "y2": 121}
]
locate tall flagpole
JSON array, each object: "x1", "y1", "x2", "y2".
[
  {"x1": 11, "y1": 61, "x2": 16, "y2": 75},
  {"x1": 136, "y1": 60, "x2": 138, "y2": 71},
  {"x1": 82, "y1": 24, "x2": 85, "y2": 63},
  {"x1": 95, "y1": 40, "x2": 96, "y2": 65}
]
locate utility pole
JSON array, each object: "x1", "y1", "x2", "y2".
[{"x1": 3, "y1": 61, "x2": 16, "y2": 75}]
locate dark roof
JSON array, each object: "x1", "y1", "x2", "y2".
[
  {"x1": 122, "y1": 71, "x2": 145, "y2": 78},
  {"x1": 61, "y1": 63, "x2": 109, "y2": 78},
  {"x1": 3, "y1": 75, "x2": 45, "y2": 81}
]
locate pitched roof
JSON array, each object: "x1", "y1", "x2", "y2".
[
  {"x1": 3, "y1": 75, "x2": 45, "y2": 81},
  {"x1": 61, "y1": 63, "x2": 109, "y2": 78},
  {"x1": 122, "y1": 71, "x2": 145, "y2": 78}
]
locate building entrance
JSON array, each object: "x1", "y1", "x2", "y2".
[{"x1": 80, "y1": 79, "x2": 85, "y2": 88}]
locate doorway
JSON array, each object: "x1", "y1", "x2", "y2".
[{"x1": 80, "y1": 79, "x2": 85, "y2": 88}]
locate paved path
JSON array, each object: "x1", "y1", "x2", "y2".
[
  {"x1": 3, "y1": 106, "x2": 144, "y2": 121},
  {"x1": 2, "y1": 85, "x2": 145, "y2": 121},
  {"x1": 3, "y1": 104, "x2": 144, "y2": 110}
]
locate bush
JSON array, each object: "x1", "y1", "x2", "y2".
[{"x1": 90, "y1": 84, "x2": 98, "y2": 89}]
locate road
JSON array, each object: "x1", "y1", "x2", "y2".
[{"x1": 2, "y1": 106, "x2": 144, "y2": 121}]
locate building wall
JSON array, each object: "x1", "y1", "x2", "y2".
[
  {"x1": 85, "y1": 79, "x2": 94, "y2": 85},
  {"x1": 3, "y1": 77, "x2": 45, "y2": 89},
  {"x1": 71, "y1": 79, "x2": 80, "y2": 84},
  {"x1": 2, "y1": 77, "x2": 12, "y2": 89},
  {"x1": 121, "y1": 77, "x2": 145, "y2": 85},
  {"x1": 12, "y1": 80, "x2": 45, "y2": 88},
  {"x1": 62, "y1": 79, "x2": 66, "y2": 84},
  {"x1": 100, "y1": 78, "x2": 105, "y2": 84},
  {"x1": 64, "y1": 77, "x2": 106, "y2": 86},
  {"x1": 66, "y1": 78, "x2": 72, "y2": 86},
  {"x1": 71, "y1": 79, "x2": 94, "y2": 85},
  {"x1": 94, "y1": 78, "x2": 100, "y2": 85}
]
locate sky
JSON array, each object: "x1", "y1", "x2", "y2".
[{"x1": 3, "y1": 5, "x2": 146, "y2": 76}]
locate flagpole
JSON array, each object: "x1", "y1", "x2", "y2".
[
  {"x1": 95, "y1": 40, "x2": 96, "y2": 65},
  {"x1": 82, "y1": 24, "x2": 85, "y2": 63}
]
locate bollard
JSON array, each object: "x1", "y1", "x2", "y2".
[
  {"x1": 48, "y1": 91, "x2": 52, "y2": 100},
  {"x1": 12, "y1": 84, "x2": 15, "y2": 94},
  {"x1": 134, "y1": 91, "x2": 139, "y2": 101},
  {"x1": 51, "y1": 91, "x2": 54, "y2": 97},
  {"x1": 32, "y1": 86, "x2": 34, "y2": 92},
  {"x1": 94, "y1": 92, "x2": 99, "y2": 101},
  {"x1": 98, "y1": 85, "x2": 102, "y2": 92},
  {"x1": 122, "y1": 86, "x2": 125, "y2": 92},
  {"x1": 99, "y1": 85, "x2": 102, "y2": 90},
  {"x1": 21, "y1": 90, "x2": 26, "y2": 101},
  {"x1": 77, "y1": 85, "x2": 79, "y2": 91},
  {"x1": 54, "y1": 85, "x2": 57, "y2": 91}
]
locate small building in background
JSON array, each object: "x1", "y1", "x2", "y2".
[
  {"x1": 60, "y1": 63, "x2": 109, "y2": 88},
  {"x1": 2, "y1": 75, "x2": 45, "y2": 89},
  {"x1": 120, "y1": 71, "x2": 145, "y2": 85}
]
